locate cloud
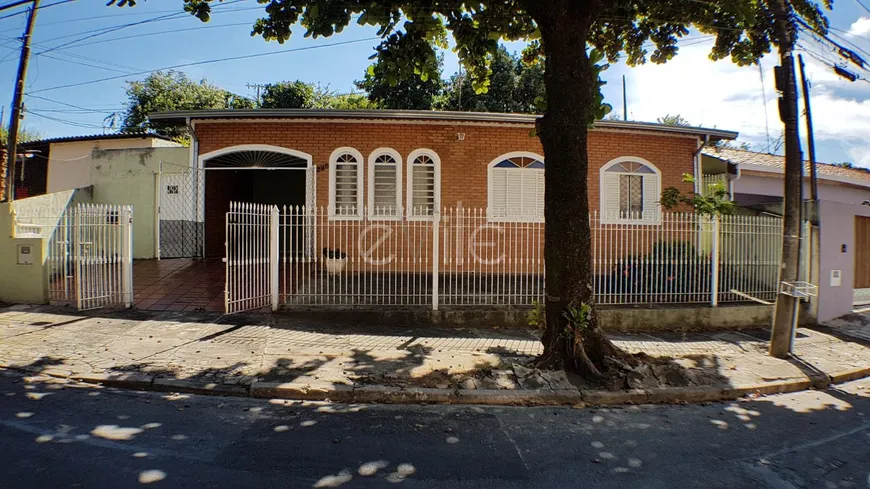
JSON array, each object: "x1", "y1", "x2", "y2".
[
  {"x1": 615, "y1": 41, "x2": 781, "y2": 138},
  {"x1": 847, "y1": 145, "x2": 870, "y2": 168},
  {"x1": 611, "y1": 38, "x2": 870, "y2": 165},
  {"x1": 848, "y1": 17, "x2": 870, "y2": 37}
]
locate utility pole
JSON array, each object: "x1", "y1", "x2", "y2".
[
  {"x1": 798, "y1": 55, "x2": 819, "y2": 202},
  {"x1": 246, "y1": 83, "x2": 266, "y2": 107},
  {"x1": 769, "y1": 0, "x2": 803, "y2": 358},
  {"x1": 622, "y1": 75, "x2": 628, "y2": 121},
  {"x1": 5, "y1": 0, "x2": 39, "y2": 203}
]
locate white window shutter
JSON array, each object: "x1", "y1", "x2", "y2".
[
  {"x1": 505, "y1": 171, "x2": 524, "y2": 217},
  {"x1": 519, "y1": 171, "x2": 536, "y2": 219},
  {"x1": 372, "y1": 162, "x2": 398, "y2": 216},
  {"x1": 490, "y1": 168, "x2": 508, "y2": 219},
  {"x1": 642, "y1": 174, "x2": 659, "y2": 222},
  {"x1": 486, "y1": 158, "x2": 544, "y2": 222},
  {"x1": 334, "y1": 162, "x2": 359, "y2": 215},
  {"x1": 412, "y1": 164, "x2": 435, "y2": 214},
  {"x1": 602, "y1": 172, "x2": 620, "y2": 220}
]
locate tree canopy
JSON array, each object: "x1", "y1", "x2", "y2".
[
  {"x1": 260, "y1": 80, "x2": 315, "y2": 109},
  {"x1": 112, "y1": 0, "x2": 834, "y2": 381},
  {"x1": 356, "y1": 55, "x2": 445, "y2": 110},
  {"x1": 354, "y1": 46, "x2": 544, "y2": 112},
  {"x1": 119, "y1": 70, "x2": 252, "y2": 139},
  {"x1": 441, "y1": 46, "x2": 545, "y2": 113},
  {"x1": 259, "y1": 80, "x2": 376, "y2": 109},
  {"x1": 0, "y1": 125, "x2": 41, "y2": 144},
  {"x1": 656, "y1": 114, "x2": 692, "y2": 127}
]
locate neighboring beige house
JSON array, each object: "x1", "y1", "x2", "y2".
[
  {"x1": 10, "y1": 133, "x2": 192, "y2": 260},
  {"x1": 15, "y1": 133, "x2": 182, "y2": 196},
  {"x1": 702, "y1": 147, "x2": 870, "y2": 323}
]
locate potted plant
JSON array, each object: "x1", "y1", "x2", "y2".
[{"x1": 322, "y1": 248, "x2": 348, "y2": 275}]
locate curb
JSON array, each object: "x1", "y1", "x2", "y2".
[
  {"x1": 829, "y1": 365, "x2": 870, "y2": 384},
  {"x1": 4, "y1": 364, "x2": 869, "y2": 407}
]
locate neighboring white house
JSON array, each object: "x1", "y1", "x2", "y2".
[
  {"x1": 15, "y1": 133, "x2": 193, "y2": 259},
  {"x1": 20, "y1": 133, "x2": 183, "y2": 194},
  {"x1": 702, "y1": 147, "x2": 870, "y2": 323}
]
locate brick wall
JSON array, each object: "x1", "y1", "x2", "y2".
[{"x1": 195, "y1": 120, "x2": 698, "y2": 211}]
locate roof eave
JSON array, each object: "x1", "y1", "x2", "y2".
[{"x1": 148, "y1": 109, "x2": 738, "y2": 141}]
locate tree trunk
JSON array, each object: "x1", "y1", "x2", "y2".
[{"x1": 522, "y1": 0, "x2": 623, "y2": 379}]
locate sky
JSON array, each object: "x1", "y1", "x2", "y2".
[{"x1": 1, "y1": 1, "x2": 869, "y2": 168}]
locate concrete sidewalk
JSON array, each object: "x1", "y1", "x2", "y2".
[{"x1": 2, "y1": 304, "x2": 869, "y2": 405}]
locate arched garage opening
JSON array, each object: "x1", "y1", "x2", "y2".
[{"x1": 200, "y1": 145, "x2": 312, "y2": 258}]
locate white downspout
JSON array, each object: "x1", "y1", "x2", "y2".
[
  {"x1": 185, "y1": 117, "x2": 203, "y2": 257},
  {"x1": 693, "y1": 135, "x2": 710, "y2": 194}
]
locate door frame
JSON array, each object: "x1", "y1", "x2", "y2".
[{"x1": 198, "y1": 145, "x2": 315, "y2": 259}]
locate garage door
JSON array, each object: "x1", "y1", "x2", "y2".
[{"x1": 856, "y1": 216, "x2": 870, "y2": 289}]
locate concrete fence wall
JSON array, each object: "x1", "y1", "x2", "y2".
[{"x1": 0, "y1": 189, "x2": 88, "y2": 304}]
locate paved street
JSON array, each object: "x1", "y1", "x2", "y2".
[{"x1": 2, "y1": 369, "x2": 869, "y2": 489}]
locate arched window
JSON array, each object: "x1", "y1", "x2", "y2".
[
  {"x1": 406, "y1": 149, "x2": 441, "y2": 219},
  {"x1": 600, "y1": 157, "x2": 661, "y2": 224},
  {"x1": 487, "y1": 152, "x2": 545, "y2": 222},
  {"x1": 368, "y1": 148, "x2": 402, "y2": 220},
  {"x1": 329, "y1": 148, "x2": 364, "y2": 219}
]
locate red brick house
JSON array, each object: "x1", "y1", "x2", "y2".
[{"x1": 149, "y1": 109, "x2": 737, "y2": 259}]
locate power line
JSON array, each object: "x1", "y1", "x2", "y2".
[
  {"x1": 797, "y1": 44, "x2": 870, "y2": 84},
  {"x1": 0, "y1": 1, "x2": 258, "y2": 33},
  {"x1": 63, "y1": 21, "x2": 253, "y2": 51},
  {"x1": 27, "y1": 110, "x2": 108, "y2": 129},
  {"x1": 0, "y1": 0, "x2": 74, "y2": 23},
  {"x1": 0, "y1": 0, "x2": 34, "y2": 12},
  {"x1": 799, "y1": 35, "x2": 870, "y2": 76},
  {"x1": 28, "y1": 36, "x2": 381, "y2": 94},
  {"x1": 33, "y1": 0, "x2": 251, "y2": 54},
  {"x1": 26, "y1": 107, "x2": 123, "y2": 113},
  {"x1": 36, "y1": 11, "x2": 188, "y2": 55},
  {"x1": 25, "y1": 93, "x2": 121, "y2": 113},
  {"x1": 0, "y1": 32, "x2": 144, "y2": 72},
  {"x1": 823, "y1": 27, "x2": 870, "y2": 61},
  {"x1": 855, "y1": 0, "x2": 870, "y2": 15},
  {"x1": 39, "y1": 52, "x2": 134, "y2": 74},
  {"x1": 796, "y1": 18, "x2": 867, "y2": 68}
]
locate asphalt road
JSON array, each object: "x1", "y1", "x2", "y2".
[{"x1": 1, "y1": 370, "x2": 869, "y2": 489}]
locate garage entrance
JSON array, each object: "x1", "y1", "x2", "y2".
[{"x1": 201, "y1": 145, "x2": 313, "y2": 258}]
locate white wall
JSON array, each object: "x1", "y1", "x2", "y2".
[
  {"x1": 46, "y1": 138, "x2": 182, "y2": 193},
  {"x1": 732, "y1": 171, "x2": 870, "y2": 323},
  {"x1": 733, "y1": 172, "x2": 870, "y2": 204},
  {"x1": 88, "y1": 147, "x2": 190, "y2": 259},
  {"x1": 817, "y1": 200, "x2": 870, "y2": 323}
]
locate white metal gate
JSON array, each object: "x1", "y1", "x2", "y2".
[
  {"x1": 45, "y1": 204, "x2": 134, "y2": 310},
  {"x1": 224, "y1": 202, "x2": 278, "y2": 314}
]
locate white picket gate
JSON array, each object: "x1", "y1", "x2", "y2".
[
  {"x1": 34, "y1": 204, "x2": 134, "y2": 310},
  {"x1": 74, "y1": 204, "x2": 134, "y2": 310},
  {"x1": 224, "y1": 202, "x2": 278, "y2": 314}
]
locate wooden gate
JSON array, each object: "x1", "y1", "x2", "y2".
[{"x1": 856, "y1": 216, "x2": 870, "y2": 289}]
